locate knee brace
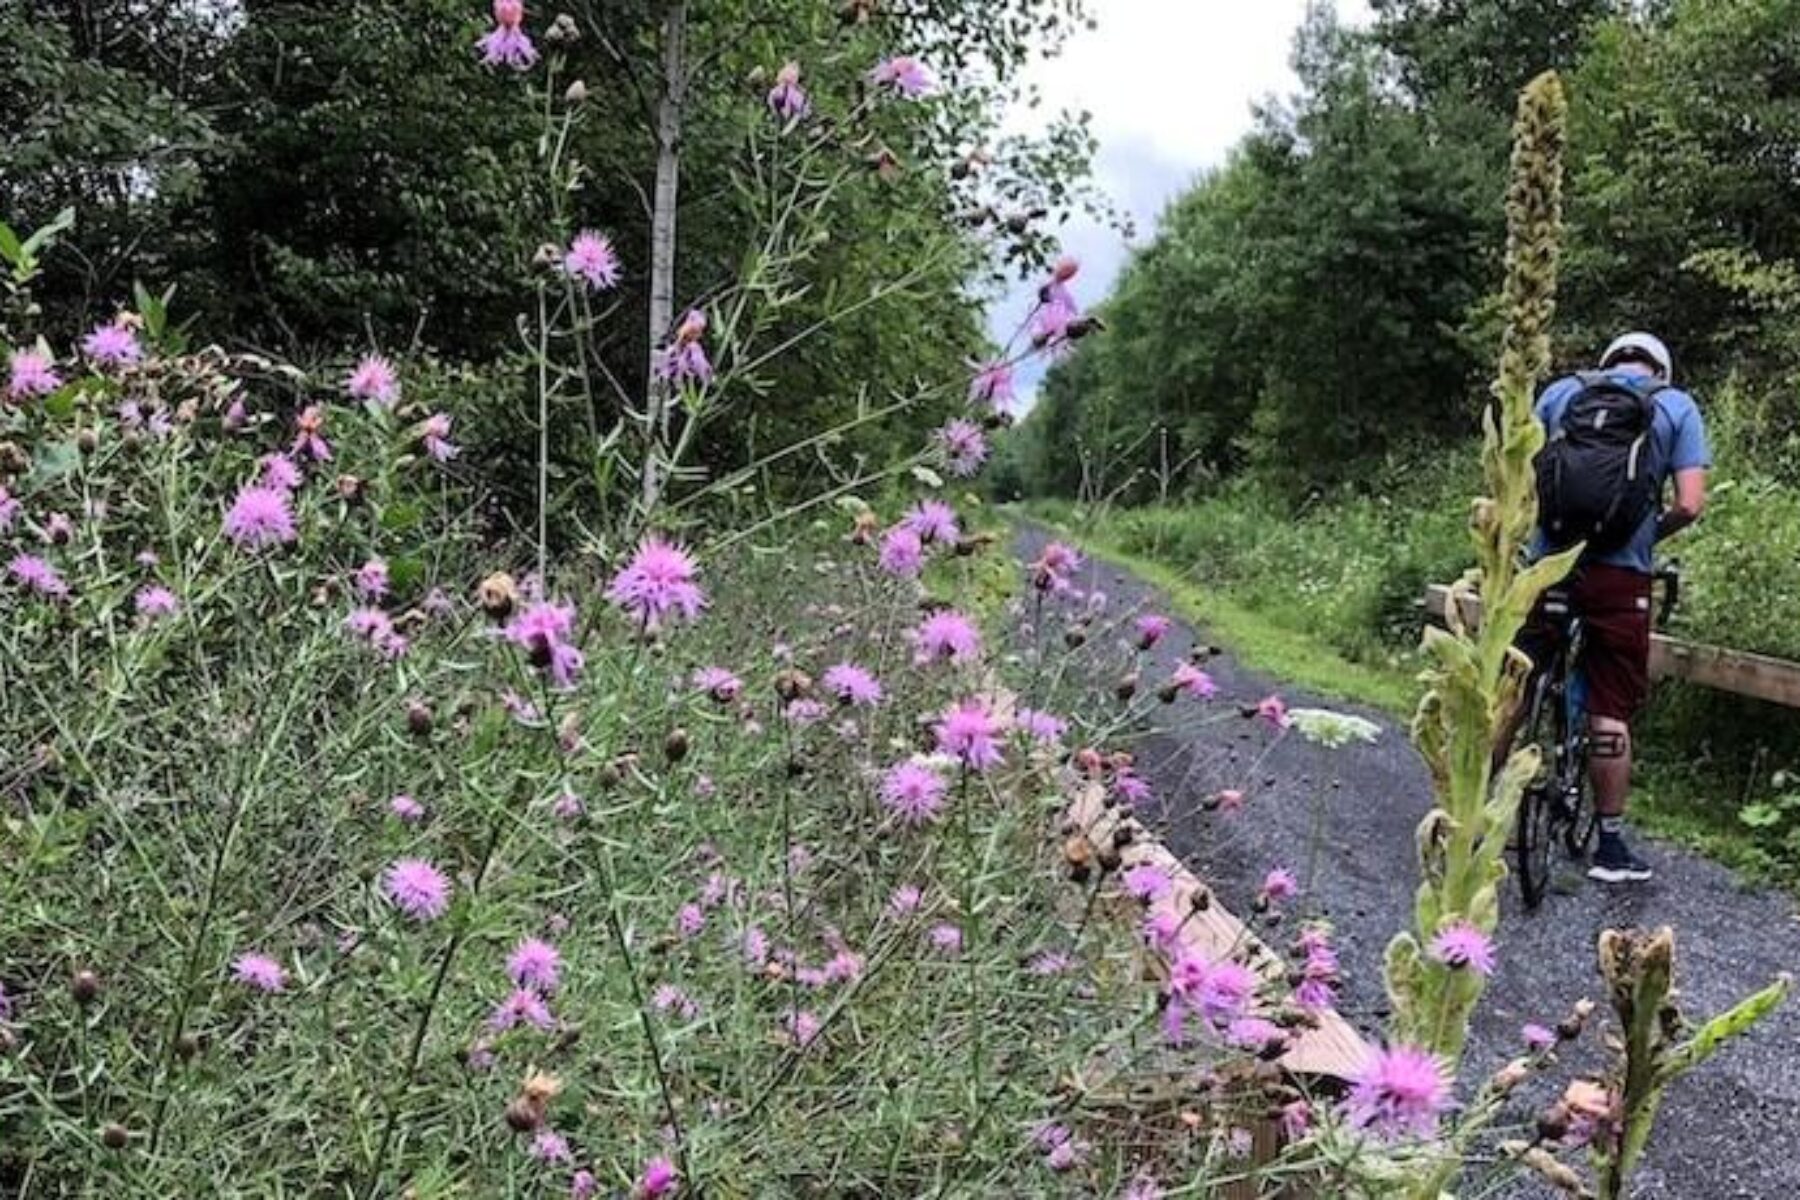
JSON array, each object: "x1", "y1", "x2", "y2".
[{"x1": 1589, "y1": 730, "x2": 1628, "y2": 760}]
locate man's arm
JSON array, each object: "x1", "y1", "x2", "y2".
[{"x1": 1655, "y1": 467, "x2": 1707, "y2": 542}]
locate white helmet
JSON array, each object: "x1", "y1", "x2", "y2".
[{"x1": 1601, "y1": 331, "x2": 1674, "y2": 384}]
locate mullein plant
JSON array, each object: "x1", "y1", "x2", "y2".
[{"x1": 1386, "y1": 69, "x2": 1580, "y2": 1081}]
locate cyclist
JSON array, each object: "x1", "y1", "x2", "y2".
[{"x1": 1517, "y1": 332, "x2": 1709, "y2": 884}]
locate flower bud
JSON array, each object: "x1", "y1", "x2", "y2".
[
  {"x1": 1114, "y1": 673, "x2": 1138, "y2": 701},
  {"x1": 101, "y1": 1122, "x2": 129, "y2": 1150},
  {"x1": 477, "y1": 572, "x2": 518, "y2": 620},
  {"x1": 504, "y1": 1096, "x2": 543, "y2": 1133},
  {"x1": 71, "y1": 969, "x2": 101, "y2": 1005},
  {"x1": 76, "y1": 427, "x2": 99, "y2": 454},
  {"x1": 0, "y1": 441, "x2": 30, "y2": 475},
  {"x1": 1062, "y1": 835, "x2": 1093, "y2": 883},
  {"x1": 406, "y1": 700, "x2": 434, "y2": 737},
  {"x1": 564, "y1": 79, "x2": 588, "y2": 105},
  {"x1": 1535, "y1": 1101, "x2": 1571, "y2": 1143},
  {"x1": 546, "y1": 13, "x2": 579, "y2": 44},
  {"x1": 335, "y1": 474, "x2": 365, "y2": 504},
  {"x1": 664, "y1": 727, "x2": 690, "y2": 763},
  {"x1": 1063, "y1": 626, "x2": 1086, "y2": 649}
]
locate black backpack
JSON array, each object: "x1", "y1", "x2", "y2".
[{"x1": 1535, "y1": 372, "x2": 1666, "y2": 554}]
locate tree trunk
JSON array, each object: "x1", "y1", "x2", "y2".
[{"x1": 642, "y1": 0, "x2": 688, "y2": 516}]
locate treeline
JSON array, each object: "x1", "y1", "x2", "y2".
[
  {"x1": 1007, "y1": 0, "x2": 1800, "y2": 503},
  {"x1": 2, "y1": 0, "x2": 1099, "y2": 505}
]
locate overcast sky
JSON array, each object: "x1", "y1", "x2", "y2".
[{"x1": 992, "y1": 0, "x2": 1371, "y2": 404}]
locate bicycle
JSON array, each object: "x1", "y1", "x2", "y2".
[{"x1": 1512, "y1": 561, "x2": 1681, "y2": 908}]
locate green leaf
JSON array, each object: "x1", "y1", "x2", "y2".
[
  {"x1": 1660, "y1": 976, "x2": 1791, "y2": 1082},
  {"x1": 0, "y1": 222, "x2": 21, "y2": 267},
  {"x1": 19, "y1": 207, "x2": 75, "y2": 260}
]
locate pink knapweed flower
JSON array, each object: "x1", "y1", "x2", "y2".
[
  {"x1": 1429, "y1": 921, "x2": 1496, "y2": 976},
  {"x1": 692, "y1": 666, "x2": 743, "y2": 702},
  {"x1": 420, "y1": 412, "x2": 459, "y2": 461},
  {"x1": 767, "y1": 61, "x2": 809, "y2": 120},
  {"x1": 652, "y1": 983, "x2": 699, "y2": 1019},
  {"x1": 900, "y1": 499, "x2": 959, "y2": 545},
  {"x1": 1028, "y1": 950, "x2": 1073, "y2": 976},
  {"x1": 822, "y1": 662, "x2": 882, "y2": 706},
  {"x1": 639, "y1": 1155, "x2": 678, "y2": 1197},
  {"x1": 653, "y1": 309, "x2": 713, "y2": 386},
  {"x1": 1122, "y1": 1172, "x2": 1166, "y2": 1200},
  {"x1": 7, "y1": 348, "x2": 61, "y2": 399},
  {"x1": 1213, "y1": 788, "x2": 1244, "y2": 814},
  {"x1": 928, "y1": 923, "x2": 963, "y2": 954},
  {"x1": 877, "y1": 525, "x2": 924, "y2": 577},
  {"x1": 968, "y1": 360, "x2": 1014, "y2": 413},
  {"x1": 383, "y1": 858, "x2": 452, "y2": 921},
  {"x1": 8, "y1": 553, "x2": 68, "y2": 598},
  {"x1": 1261, "y1": 867, "x2": 1299, "y2": 903},
  {"x1": 571, "y1": 1169, "x2": 598, "y2": 1199},
  {"x1": 503, "y1": 600, "x2": 584, "y2": 687},
  {"x1": 389, "y1": 794, "x2": 425, "y2": 822},
  {"x1": 1135, "y1": 614, "x2": 1172, "y2": 649},
  {"x1": 346, "y1": 353, "x2": 399, "y2": 406},
  {"x1": 477, "y1": 0, "x2": 538, "y2": 68},
  {"x1": 552, "y1": 790, "x2": 584, "y2": 820},
  {"x1": 1171, "y1": 662, "x2": 1217, "y2": 699},
  {"x1": 881, "y1": 760, "x2": 947, "y2": 826},
  {"x1": 489, "y1": 987, "x2": 555, "y2": 1032},
  {"x1": 1227, "y1": 1017, "x2": 1288, "y2": 1053},
  {"x1": 41, "y1": 511, "x2": 72, "y2": 544},
  {"x1": 742, "y1": 927, "x2": 770, "y2": 968},
  {"x1": 1122, "y1": 863, "x2": 1172, "y2": 902},
  {"x1": 784, "y1": 698, "x2": 826, "y2": 726},
  {"x1": 563, "y1": 230, "x2": 621, "y2": 291},
  {"x1": 134, "y1": 585, "x2": 179, "y2": 619},
  {"x1": 1029, "y1": 541, "x2": 1081, "y2": 591},
  {"x1": 910, "y1": 609, "x2": 981, "y2": 665},
  {"x1": 889, "y1": 884, "x2": 922, "y2": 915},
  {"x1": 1112, "y1": 769, "x2": 1151, "y2": 807},
  {"x1": 1256, "y1": 694, "x2": 1291, "y2": 729},
  {"x1": 528, "y1": 1129, "x2": 570, "y2": 1163},
  {"x1": 1142, "y1": 910, "x2": 1181, "y2": 951},
  {"x1": 933, "y1": 697, "x2": 1005, "y2": 771},
  {"x1": 259, "y1": 454, "x2": 303, "y2": 492},
  {"x1": 607, "y1": 537, "x2": 705, "y2": 630},
  {"x1": 507, "y1": 937, "x2": 561, "y2": 993},
  {"x1": 345, "y1": 608, "x2": 409, "y2": 659},
  {"x1": 225, "y1": 483, "x2": 297, "y2": 550},
  {"x1": 935, "y1": 419, "x2": 989, "y2": 477},
  {"x1": 354, "y1": 558, "x2": 390, "y2": 600},
  {"x1": 82, "y1": 320, "x2": 142, "y2": 369},
  {"x1": 223, "y1": 397, "x2": 248, "y2": 430},
  {"x1": 870, "y1": 55, "x2": 934, "y2": 97},
  {"x1": 1344, "y1": 1044, "x2": 1452, "y2": 1140},
  {"x1": 0, "y1": 486, "x2": 18, "y2": 532},
  {"x1": 1280, "y1": 1099, "x2": 1313, "y2": 1141},
  {"x1": 676, "y1": 903, "x2": 705, "y2": 938},
  {"x1": 1015, "y1": 708, "x2": 1067, "y2": 745},
  {"x1": 291, "y1": 404, "x2": 331, "y2": 462},
  {"x1": 1032, "y1": 263, "x2": 1081, "y2": 347},
  {"x1": 232, "y1": 952, "x2": 287, "y2": 992},
  {"x1": 1523, "y1": 1023, "x2": 1556, "y2": 1052}
]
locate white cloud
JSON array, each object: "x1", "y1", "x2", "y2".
[{"x1": 991, "y1": 0, "x2": 1371, "y2": 405}]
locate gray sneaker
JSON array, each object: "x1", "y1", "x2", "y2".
[{"x1": 1589, "y1": 839, "x2": 1653, "y2": 883}]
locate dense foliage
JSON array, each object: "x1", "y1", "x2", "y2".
[{"x1": 1013, "y1": 0, "x2": 1800, "y2": 499}]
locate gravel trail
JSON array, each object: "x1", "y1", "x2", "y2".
[{"x1": 1014, "y1": 523, "x2": 1800, "y2": 1199}]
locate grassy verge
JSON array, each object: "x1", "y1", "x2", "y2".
[{"x1": 1017, "y1": 504, "x2": 1424, "y2": 717}]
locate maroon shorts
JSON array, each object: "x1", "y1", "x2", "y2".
[{"x1": 1517, "y1": 563, "x2": 1652, "y2": 721}]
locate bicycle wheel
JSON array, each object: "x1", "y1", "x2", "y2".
[
  {"x1": 1562, "y1": 738, "x2": 1597, "y2": 858},
  {"x1": 1513, "y1": 673, "x2": 1567, "y2": 909}
]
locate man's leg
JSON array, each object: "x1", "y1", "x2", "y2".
[
  {"x1": 1587, "y1": 714, "x2": 1650, "y2": 881},
  {"x1": 1577, "y1": 567, "x2": 1654, "y2": 883}
]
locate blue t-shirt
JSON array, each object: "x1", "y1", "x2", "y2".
[{"x1": 1531, "y1": 368, "x2": 1710, "y2": 574}]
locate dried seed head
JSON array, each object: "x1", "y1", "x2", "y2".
[
  {"x1": 0, "y1": 441, "x2": 30, "y2": 475},
  {"x1": 1535, "y1": 1101, "x2": 1571, "y2": 1143},
  {"x1": 101, "y1": 1122, "x2": 129, "y2": 1150},
  {"x1": 504, "y1": 1096, "x2": 543, "y2": 1133},
  {"x1": 1115, "y1": 673, "x2": 1138, "y2": 702},
  {"x1": 564, "y1": 79, "x2": 588, "y2": 104},
  {"x1": 774, "y1": 669, "x2": 812, "y2": 702},
  {"x1": 334, "y1": 474, "x2": 365, "y2": 504},
  {"x1": 664, "y1": 728, "x2": 690, "y2": 763},
  {"x1": 1063, "y1": 626, "x2": 1086, "y2": 648},
  {"x1": 477, "y1": 572, "x2": 518, "y2": 620},
  {"x1": 1157, "y1": 683, "x2": 1180, "y2": 704},
  {"x1": 406, "y1": 700, "x2": 434, "y2": 737}
]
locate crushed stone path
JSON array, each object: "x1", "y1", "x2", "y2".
[{"x1": 1013, "y1": 522, "x2": 1800, "y2": 1199}]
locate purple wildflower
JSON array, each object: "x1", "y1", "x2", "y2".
[
  {"x1": 1429, "y1": 921, "x2": 1497, "y2": 976},
  {"x1": 968, "y1": 360, "x2": 1014, "y2": 413},
  {"x1": 7, "y1": 554, "x2": 68, "y2": 598},
  {"x1": 503, "y1": 600, "x2": 585, "y2": 688},
  {"x1": 900, "y1": 499, "x2": 959, "y2": 545},
  {"x1": 0, "y1": 486, "x2": 18, "y2": 532},
  {"x1": 1170, "y1": 662, "x2": 1217, "y2": 699},
  {"x1": 383, "y1": 858, "x2": 452, "y2": 921},
  {"x1": 507, "y1": 938, "x2": 562, "y2": 993},
  {"x1": 889, "y1": 884, "x2": 922, "y2": 915},
  {"x1": 420, "y1": 412, "x2": 459, "y2": 462},
  {"x1": 881, "y1": 760, "x2": 948, "y2": 826},
  {"x1": 676, "y1": 903, "x2": 705, "y2": 939},
  {"x1": 346, "y1": 354, "x2": 399, "y2": 406},
  {"x1": 291, "y1": 405, "x2": 331, "y2": 462},
  {"x1": 489, "y1": 988, "x2": 555, "y2": 1032},
  {"x1": 259, "y1": 454, "x2": 304, "y2": 492},
  {"x1": 1015, "y1": 708, "x2": 1067, "y2": 745},
  {"x1": 389, "y1": 794, "x2": 425, "y2": 822},
  {"x1": 134, "y1": 585, "x2": 179, "y2": 619},
  {"x1": 928, "y1": 923, "x2": 963, "y2": 954},
  {"x1": 639, "y1": 1155, "x2": 678, "y2": 1197},
  {"x1": 528, "y1": 1130, "x2": 571, "y2": 1164},
  {"x1": 1122, "y1": 863, "x2": 1172, "y2": 902},
  {"x1": 1135, "y1": 614, "x2": 1172, "y2": 649},
  {"x1": 877, "y1": 525, "x2": 924, "y2": 577},
  {"x1": 1344, "y1": 1044, "x2": 1452, "y2": 1140},
  {"x1": 934, "y1": 698, "x2": 1005, "y2": 771},
  {"x1": 606, "y1": 537, "x2": 705, "y2": 630},
  {"x1": 224, "y1": 484, "x2": 297, "y2": 550},
  {"x1": 232, "y1": 952, "x2": 287, "y2": 993},
  {"x1": 7, "y1": 348, "x2": 61, "y2": 399},
  {"x1": 563, "y1": 230, "x2": 621, "y2": 291},
  {"x1": 935, "y1": 419, "x2": 989, "y2": 477},
  {"x1": 870, "y1": 55, "x2": 934, "y2": 97},
  {"x1": 652, "y1": 983, "x2": 699, "y2": 1019},
  {"x1": 767, "y1": 61, "x2": 809, "y2": 121},
  {"x1": 82, "y1": 321, "x2": 142, "y2": 369},
  {"x1": 654, "y1": 309, "x2": 713, "y2": 386},
  {"x1": 1523, "y1": 1023, "x2": 1557, "y2": 1052},
  {"x1": 354, "y1": 558, "x2": 390, "y2": 600},
  {"x1": 1261, "y1": 867, "x2": 1299, "y2": 903},
  {"x1": 910, "y1": 609, "x2": 981, "y2": 665},
  {"x1": 822, "y1": 662, "x2": 882, "y2": 706},
  {"x1": 1257, "y1": 695, "x2": 1291, "y2": 729},
  {"x1": 477, "y1": 0, "x2": 538, "y2": 68},
  {"x1": 692, "y1": 666, "x2": 743, "y2": 702}
]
